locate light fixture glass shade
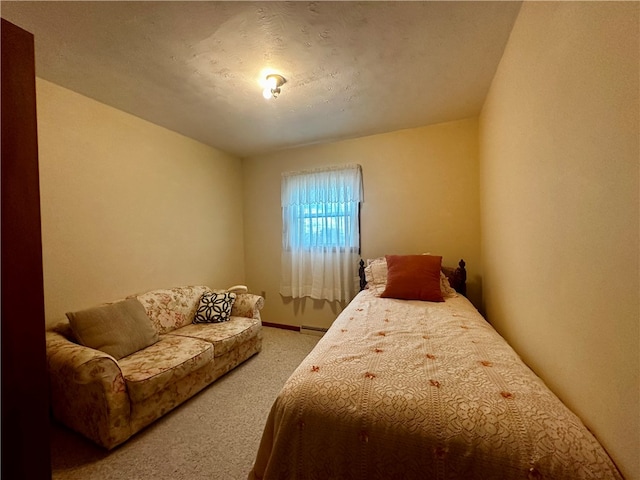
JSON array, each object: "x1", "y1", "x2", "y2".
[
  {"x1": 262, "y1": 73, "x2": 286, "y2": 99},
  {"x1": 266, "y1": 75, "x2": 278, "y2": 90}
]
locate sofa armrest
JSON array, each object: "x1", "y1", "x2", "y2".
[
  {"x1": 46, "y1": 327, "x2": 132, "y2": 449},
  {"x1": 231, "y1": 293, "x2": 265, "y2": 321}
]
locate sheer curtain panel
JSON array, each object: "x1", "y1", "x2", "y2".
[{"x1": 280, "y1": 164, "x2": 363, "y2": 302}]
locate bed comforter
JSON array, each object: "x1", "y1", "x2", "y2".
[{"x1": 249, "y1": 290, "x2": 621, "y2": 480}]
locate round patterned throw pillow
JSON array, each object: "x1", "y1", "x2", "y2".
[{"x1": 193, "y1": 292, "x2": 237, "y2": 323}]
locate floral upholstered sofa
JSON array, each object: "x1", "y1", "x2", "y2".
[{"x1": 45, "y1": 285, "x2": 264, "y2": 449}]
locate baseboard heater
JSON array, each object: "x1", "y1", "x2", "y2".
[{"x1": 300, "y1": 325, "x2": 328, "y2": 336}]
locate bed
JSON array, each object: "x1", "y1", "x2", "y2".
[{"x1": 249, "y1": 255, "x2": 622, "y2": 480}]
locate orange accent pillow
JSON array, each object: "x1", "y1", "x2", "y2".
[{"x1": 381, "y1": 254, "x2": 444, "y2": 302}]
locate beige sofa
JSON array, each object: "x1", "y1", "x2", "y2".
[{"x1": 46, "y1": 285, "x2": 264, "y2": 449}]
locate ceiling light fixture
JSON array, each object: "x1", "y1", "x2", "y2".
[{"x1": 262, "y1": 73, "x2": 286, "y2": 99}]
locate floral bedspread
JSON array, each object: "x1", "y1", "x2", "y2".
[{"x1": 249, "y1": 291, "x2": 621, "y2": 480}]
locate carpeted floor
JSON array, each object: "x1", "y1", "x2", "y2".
[{"x1": 50, "y1": 327, "x2": 321, "y2": 480}]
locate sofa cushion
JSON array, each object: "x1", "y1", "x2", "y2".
[
  {"x1": 194, "y1": 292, "x2": 236, "y2": 324},
  {"x1": 167, "y1": 316, "x2": 261, "y2": 358},
  {"x1": 119, "y1": 335, "x2": 213, "y2": 403},
  {"x1": 135, "y1": 286, "x2": 211, "y2": 334},
  {"x1": 66, "y1": 298, "x2": 159, "y2": 360}
]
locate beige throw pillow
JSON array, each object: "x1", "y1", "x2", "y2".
[{"x1": 67, "y1": 298, "x2": 159, "y2": 359}]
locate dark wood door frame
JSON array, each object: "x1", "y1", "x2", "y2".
[{"x1": 1, "y1": 17, "x2": 52, "y2": 480}]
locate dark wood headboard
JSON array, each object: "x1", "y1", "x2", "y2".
[
  {"x1": 442, "y1": 259, "x2": 467, "y2": 296},
  {"x1": 359, "y1": 258, "x2": 467, "y2": 296}
]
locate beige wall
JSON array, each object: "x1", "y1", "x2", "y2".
[
  {"x1": 243, "y1": 117, "x2": 481, "y2": 329},
  {"x1": 479, "y1": 2, "x2": 639, "y2": 478},
  {"x1": 36, "y1": 79, "x2": 246, "y2": 326}
]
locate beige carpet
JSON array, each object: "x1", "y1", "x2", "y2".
[{"x1": 50, "y1": 327, "x2": 321, "y2": 480}]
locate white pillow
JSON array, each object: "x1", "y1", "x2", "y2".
[
  {"x1": 364, "y1": 257, "x2": 387, "y2": 296},
  {"x1": 439, "y1": 272, "x2": 458, "y2": 298}
]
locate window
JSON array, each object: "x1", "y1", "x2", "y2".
[
  {"x1": 287, "y1": 187, "x2": 359, "y2": 250},
  {"x1": 280, "y1": 165, "x2": 363, "y2": 302}
]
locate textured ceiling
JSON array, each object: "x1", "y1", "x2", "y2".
[{"x1": 2, "y1": 1, "x2": 522, "y2": 158}]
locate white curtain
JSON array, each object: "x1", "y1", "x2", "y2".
[{"x1": 280, "y1": 164, "x2": 363, "y2": 302}]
